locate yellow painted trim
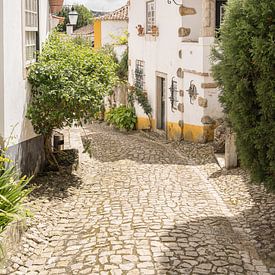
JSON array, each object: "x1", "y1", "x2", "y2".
[
  {"x1": 94, "y1": 19, "x2": 102, "y2": 49},
  {"x1": 166, "y1": 122, "x2": 183, "y2": 141},
  {"x1": 184, "y1": 123, "x2": 214, "y2": 143},
  {"x1": 136, "y1": 117, "x2": 214, "y2": 143},
  {"x1": 136, "y1": 117, "x2": 156, "y2": 130}
]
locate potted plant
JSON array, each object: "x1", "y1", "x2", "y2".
[
  {"x1": 49, "y1": 0, "x2": 64, "y2": 14},
  {"x1": 136, "y1": 25, "x2": 145, "y2": 36},
  {"x1": 151, "y1": 25, "x2": 159, "y2": 36}
]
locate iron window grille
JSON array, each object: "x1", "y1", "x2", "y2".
[
  {"x1": 135, "y1": 60, "x2": 145, "y2": 90},
  {"x1": 169, "y1": 77, "x2": 178, "y2": 111},
  {"x1": 146, "y1": 1, "x2": 155, "y2": 33}
]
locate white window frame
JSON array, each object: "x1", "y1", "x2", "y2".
[
  {"x1": 24, "y1": 0, "x2": 39, "y2": 66},
  {"x1": 146, "y1": 1, "x2": 155, "y2": 33}
]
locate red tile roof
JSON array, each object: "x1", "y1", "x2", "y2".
[
  {"x1": 98, "y1": 4, "x2": 128, "y2": 21},
  {"x1": 73, "y1": 24, "x2": 94, "y2": 35}
]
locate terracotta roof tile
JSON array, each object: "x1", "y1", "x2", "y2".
[
  {"x1": 73, "y1": 24, "x2": 94, "y2": 35},
  {"x1": 98, "y1": 4, "x2": 128, "y2": 21}
]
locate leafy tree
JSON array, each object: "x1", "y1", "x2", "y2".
[
  {"x1": 58, "y1": 4, "x2": 93, "y2": 32},
  {"x1": 27, "y1": 32, "x2": 118, "y2": 165},
  {"x1": 212, "y1": 0, "x2": 275, "y2": 187}
]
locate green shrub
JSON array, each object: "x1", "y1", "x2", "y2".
[
  {"x1": 0, "y1": 167, "x2": 31, "y2": 232},
  {"x1": 106, "y1": 106, "x2": 137, "y2": 131},
  {"x1": 0, "y1": 149, "x2": 31, "y2": 233},
  {"x1": 212, "y1": 0, "x2": 275, "y2": 187},
  {"x1": 27, "y1": 32, "x2": 118, "y2": 164}
]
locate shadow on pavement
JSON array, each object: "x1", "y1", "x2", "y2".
[
  {"x1": 29, "y1": 171, "x2": 83, "y2": 201},
  {"x1": 158, "y1": 215, "x2": 268, "y2": 274}
]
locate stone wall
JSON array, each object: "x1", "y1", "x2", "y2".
[
  {"x1": 7, "y1": 135, "x2": 45, "y2": 176},
  {"x1": 0, "y1": 220, "x2": 26, "y2": 267}
]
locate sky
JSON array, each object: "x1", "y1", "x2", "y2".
[{"x1": 64, "y1": 0, "x2": 127, "y2": 12}]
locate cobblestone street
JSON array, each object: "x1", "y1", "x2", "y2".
[{"x1": 3, "y1": 123, "x2": 275, "y2": 275}]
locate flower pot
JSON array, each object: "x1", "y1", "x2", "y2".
[
  {"x1": 151, "y1": 26, "x2": 159, "y2": 36},
  {"x1": 49, "y1": 0, "x2": 64, "y2": 14},
  {"x1": 136, "y1": 25, "x2": 144, "y2": 36}
]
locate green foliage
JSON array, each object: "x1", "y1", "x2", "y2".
[
  {"x1": 57, "y1": 5, "x2": 93, "y2": 32},
  {"x1": 130, "y1": 87, "x2": 153, "y2": 117},
  {"x1": 72, "y1": 36, "x2": 91, "y2": 47},
  {"x1": 100, "y1": 44, "x2": 119, "y2": 64},
  {"x1": 106, "y1": 106, "x2": 137, "y2": 131},
  {"x1": 0, "y1": 167, "x2": 31, "y2": 232},
  {"x1": 100, "y1": 45, "x2": 128, "y2": 82},
  {"x1": 116, "y1": 49, "x2": 128, "y2": 81},
  {"x1": 27, "y1": 32, "x2": 118, "y2": 139},
  {"x1": 110, "y1": 31, "x2": 128, "y2": 46},
  {"x1": 0, "y1": 148, "x2": 31, "y2": 233},
  {"x1": 212, "y1": 0, "x2": 275, "y2": 187}
]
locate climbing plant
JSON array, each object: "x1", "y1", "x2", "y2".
[
  {"x1": 27, "y1": 32, "x2": 118, "y2": 165},
  {"x1": 212, "y1": 0, "x2": 275, "y2": 187},
  {"x1": 129, "y1": 86, "x2": 153, "y2": 129}
]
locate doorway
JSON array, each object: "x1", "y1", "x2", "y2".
[{"x1": 156, "y1": 75, "x2": 166, "y2": 130}]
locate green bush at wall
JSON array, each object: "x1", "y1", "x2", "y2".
[
  {"x1": 27, "y1": 32, "x2": 118, "y2": 164},
  {"x1": 106, "y1": 106, "x2": 137, "y2": 131},
  {"x1": 212, "y1": 0, "x2": 275, "y2": 187},
  {"x1": 0, "y1": 153, "x2": 31, "y2": 233}
]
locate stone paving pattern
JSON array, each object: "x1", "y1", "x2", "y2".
[{"x1": 2, "y1": 123, "x2": 275, "y2": 275}]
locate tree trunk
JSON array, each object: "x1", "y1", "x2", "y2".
[{"x1": 43, "y1": 134, "x2": 59, "y2": 169}]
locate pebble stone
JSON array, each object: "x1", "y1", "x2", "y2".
[{"x1": 2, "y1": 122, "x2": 274, "y2": 274}]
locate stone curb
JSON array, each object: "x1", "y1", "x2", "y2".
[{"x1": 0, "y1": 219, "x2": 26, "y2": 267}]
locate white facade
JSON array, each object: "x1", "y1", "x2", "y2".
[
  {"x1": 0, "y1": 0, "x2": 51, "y2": 173},
  {"x1": 128, "y1": 0, "x2": 223, "y2": 142},
  {"x1": 101, "y1": 20, "x2": 128, "y2": 60}
]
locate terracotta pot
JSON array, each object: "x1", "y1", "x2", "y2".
[
  {"x1": 151, "y1": 25, "x2": 159, "y2": 36},
  {"x1": 49, "y1": 0, "x2": 64, "y2": 14}
]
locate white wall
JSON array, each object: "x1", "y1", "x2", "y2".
[
  {"x1": 2, "y1": 0, "x2": 49, "y2": 146},
  {"x1": 101, "y1": 20, "x2": 128, "y2": 45},
  {"x1": 101, "y1": 20, "x2": 128, "y2": 60},
  {"x1": 128, "y1": 0, "x2": 186, "y2": 125},
  {"x1": 128, "y1": 0, "x2": 223, "y2": 136}
]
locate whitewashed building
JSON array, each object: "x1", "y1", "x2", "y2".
[
  {"x1": 128, "y1": 0, "x2": 227, "y2": 142},
  {"x1": 0, "y1": 0, "x2": 53, "y2": 174},
  {"x1": 94, "y1": 4, "x2": 128, "y2": 60}
]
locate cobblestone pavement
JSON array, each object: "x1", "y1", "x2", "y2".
[{"x1": 2, "y1": 123, "x2": 275, "y2": 275}]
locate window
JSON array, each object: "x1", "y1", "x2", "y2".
[
  {"x1": 146, "y1": 1, "x2": 155, "y2": 33},
  {"x1": 25, "y1": 0, "x2": 39, "y2": 64},
  {"x1": 216, "y1": 0, "x2": 227, "y2": 30},
  {"x1": 135, "y1": 60, "x2": 145, "y2": 90}
]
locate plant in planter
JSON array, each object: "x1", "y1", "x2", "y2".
[
  {"x1": 151, "y1": 25, "x2": 159, "y2": 36},
  {"x1": 136, "y1": 25, "x2": 145, "y2": 36}
]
